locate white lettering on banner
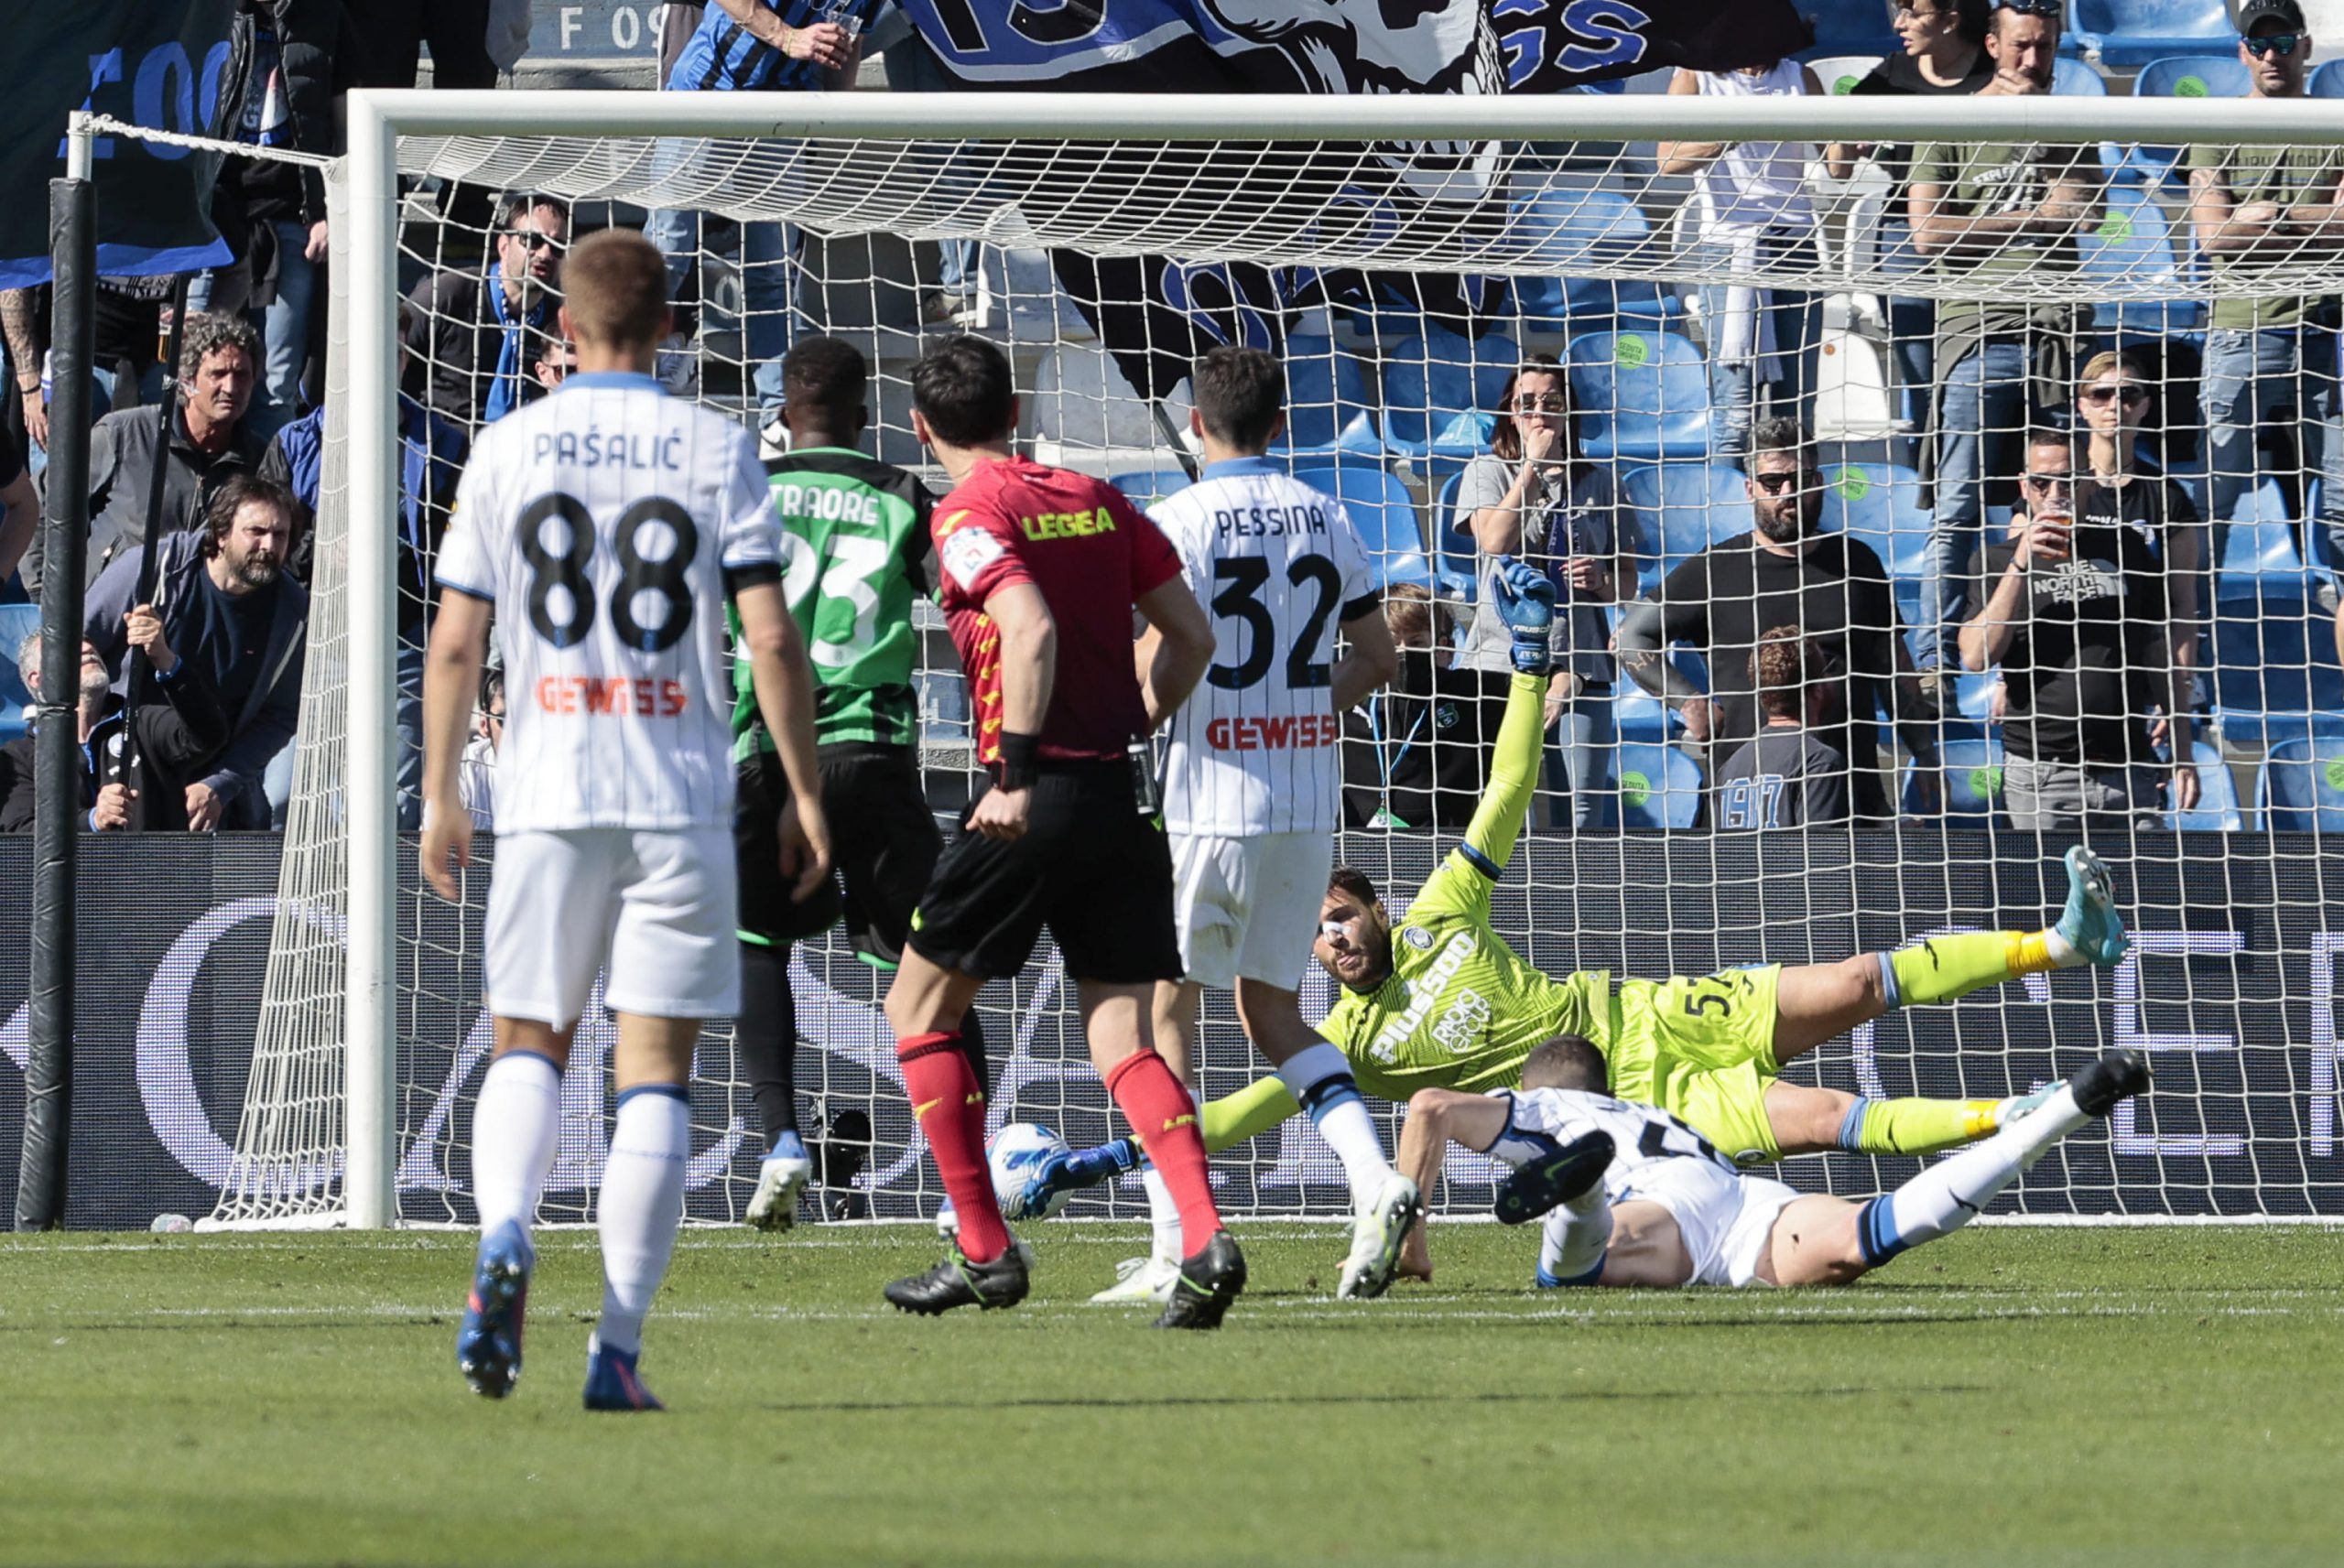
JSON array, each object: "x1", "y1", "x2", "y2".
[
  {"x1": 560, "y1": 6, "x2": 582, "y2": 49},
  {"x1": 2111, "y1": 929, "x2": 2247, "y2": 1158},
  {"x1": 2312, "y1": 935, "x2": 2344, "y2": 1157}
]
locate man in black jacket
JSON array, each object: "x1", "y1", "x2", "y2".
[
  {"x1": 0, "y1": 617, "x2": 229, "y2": 835},
  {"x1": 1616, "y1": 416, "x2": 1941, "y2": 822},
  {"x1": 27, "y1": 317, "x2": 266, "y2": 595},
  {"x1": 83, "y1": 477, "x2": 306, "y2": 831},
  {"x1": 404, "y1": 191, "x2": 570, "y2": 427},
  {"x1": 197, "y1": 0, "x2": 364, "y2": 437}
]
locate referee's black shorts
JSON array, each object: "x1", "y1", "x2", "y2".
[
  {"x1": 735, "y1": 741, "x2": 941, "y2": 961},
  {"x1": 906, "y1": 761, "x2": 1181, "y2": 985}
]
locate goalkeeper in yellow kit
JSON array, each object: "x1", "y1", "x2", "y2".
[{"x1": 1014, "y1": 559, "x2": 2130, "y2": 1278}]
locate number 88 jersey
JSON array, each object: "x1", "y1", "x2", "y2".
[
  {"x1": 436, "y1": 374, "x2": 782, "y2": 834},
  {"x1": 1147, "y1": 463, "x2": 1378, "y2": 837}
]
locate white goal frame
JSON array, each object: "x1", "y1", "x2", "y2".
[{"x1": 312, "y1": 88, "x2": 2344, "y2": 1227}]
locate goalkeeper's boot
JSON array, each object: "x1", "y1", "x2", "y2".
[
  {"x1": 2071, "y1": 1048, "x2": 2153, "y2": 1119},
  {"x1": 1337, "y1": 1173, "x2": 1423, "y2": 1301},
  {"x1": 884, "y1": 1239, "x2": 1031, "y2": 1315},
  {"x1": 581, "y1": 1340, "x2": 664, "y2": 1412},
  {"x1": 744, "y1": 1130, "x2": 813, "y2": 1233},
  {"x1": 1090, "y1": 1253, "x2": 1179, "y2": 1306},
  {"x1": 1153, "y1": 1230, "x2": 1247, "y2": 1331},
  {"x1": 1493, "y1": 1130, "x2": 1616, "y2": 1227},
  {"x1": 2056, "y1": 848, "x2": 2129, "y2": 967},
  {"x1": 455, "y1": 1218, "x2": 532, "y2": 1400}
]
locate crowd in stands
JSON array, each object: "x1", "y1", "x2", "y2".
[{"x1": 7, "y1": 0, "x2": 2344, "y2": 838}]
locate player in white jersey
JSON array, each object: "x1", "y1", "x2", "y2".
[
  {"x1": 1109, "y1": 345, "x2": 1409, "y2": 1303},
  {"x1": 1399, "y1": 1034, "x2": 2151, "y2": 1291},
  {"x1": 420, "y1": 229, "x2": 830, "y2": 1412}
]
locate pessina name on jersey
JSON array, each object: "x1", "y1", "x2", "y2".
[
  {"x1": 530, "y1": 430, "x2": 689, "y2": 470},
  {"x1": 1210, "y1": 503, "x2": 1332, "y2": 539}
]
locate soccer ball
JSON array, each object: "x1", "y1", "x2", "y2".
[{"x1": 987, "y1": 1121, "x2": 1072, "y2": 1221}]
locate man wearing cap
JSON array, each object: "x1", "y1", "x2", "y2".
[{"x1": 2187, "y1": 0, "x2": 2344, "y2": 608}]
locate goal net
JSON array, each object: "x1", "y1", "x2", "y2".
[{"x1": 128, "y1": 89, "x2": 2344, "y2": 1229}]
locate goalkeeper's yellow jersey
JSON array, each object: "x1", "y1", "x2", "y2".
[{"x1": 1317, "y1": 672, "x2": 1612, "y2": 1098}]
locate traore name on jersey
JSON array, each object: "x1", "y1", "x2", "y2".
[
  {"x1": 1149, "y1": 460, "x2": 1378, "y2": 838},
  {"x1": 437, "y1": 372, "x2": 781, "y2": 834}
]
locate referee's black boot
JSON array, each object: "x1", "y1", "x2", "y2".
[
  {"x1": 1493, "y1": 1130, "x2": 1616, "y2": 1226},
  {"x1": 1152, "y1": 1230, "x2": 1247, "y2": 1331},
  {"x1": 884, "y1": 1240, "x2": 1030, "y2": 1314}
]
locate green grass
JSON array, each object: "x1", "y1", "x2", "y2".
[{"x1": 2, "y1": 1224, "x2": 2339, "y2": 1566}]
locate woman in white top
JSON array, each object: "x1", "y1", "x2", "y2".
[{"x1": 1657, "y1": 59, "x2": 1827, "y2": 460}]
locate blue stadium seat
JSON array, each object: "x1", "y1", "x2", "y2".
[
  {"x1": 1275, "y1": 338, "x2": 1385, "y2": 459},
  {"x1": 2216, "y1": 488, "x2": 2313, "y2": 600},
  {"x1": 2310, "y1": 60, "x2": 2344, "y2": 98},
  {"x1": 2171, "y1": 739, "x2": 2243, "y2": 830},
  {"x1": 1431, "y1": 470, "x2": 1477, "y2": 600},
  {"x1": 2122, "y1": 57, "x2": 2252, "y2": 188},
  {"x1": 1295, "y1": 465, "x2": 1431, "y2": 589},
  {"x1": 2054, "y1": 57, "x2": 2111, "y2": 96},
  {"x1": 1612, "y1": 652, "x2": 1706, "y2": 741},
  {"x1": 1929, "y1": 734, "x2": 2008, "y2": 820},
  {"x1": 2071, "y1": 0, "x2": 2235, "y2": 68},
  {"x1": 1954, "y1": 670, "x2": 2002, "y2": 722},
  {"x1": 0, "y1": 602, "x2": 42, "y2": 745},
  {"x1": 1614, "y1": 741, "x2": 1704, "y2": 830},
  {"x1": 1567, "y1": 330, "x2": 1712, "y2": 462},
  {"x1": 1111, "y1": 469, "x2": 1192, "y2": 510},
  {"x1": 1819, "y1": 462, "x2": 1929, "y2": 576},
  {"x1": 2078, "y1": 185, "x2": 2202, "y2": 332},
  {"x1": 2208, "y1": 594, "x2": 2344, "y2": 744},
  {"x1": 1383, "y1": 329, "x2": 1516, "y2": 459},
  {"x1": 1808, "y1": 56, "x2": 1883, "y2": 97},
  {"x1": 1620, "y1": 462, "x2": 1750, "y2": 596},
  {"x1": 2256, "y1": 730, "x2": 2344, "y2": 830},
  {"x1": 1510, "y1": 189, "x2": 1679, "y2": 329}
]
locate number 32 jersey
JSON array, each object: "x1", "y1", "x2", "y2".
[
  {"x1": 1148, "y1": 459, "x2": 1379, "y2": 836},
  {"x1": 437, "y1": 372, "x2": 782, "y2": 834}
]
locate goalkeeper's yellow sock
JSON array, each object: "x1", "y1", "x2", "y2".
[
  {"x1": 1835, "y1": 1096, "x2": 2003, "y2": 1156},
  {"x1": 1200, "y1": 1075, "x2": 1304, "y2": 1154},
  {"x1": 1880, "y1": 927, "x2": 2078, "y2": 1011}
]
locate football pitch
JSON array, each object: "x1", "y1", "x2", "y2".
[{"x1": 4, "y1": 1225, "x2": 2339, "y2": 1567}]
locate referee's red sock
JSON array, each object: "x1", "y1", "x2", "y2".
[
  {"x1": 1104, "y1": 1048, "x2": 1222, "y2": 1249},
  {"x1": 897, "y1": 1031, "x2": 1010, "y2": 1263}
]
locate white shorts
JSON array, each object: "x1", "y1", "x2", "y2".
[
  {"x1": 483, "y1": 827, "x2": 739, "y2": 1029},
  {"x1": 1167, "y1": 829, "x2": 1333, "y2": 991},
  {"x1": 1612, "y1": 1159, "x2": 1801, "y2": 1289}
]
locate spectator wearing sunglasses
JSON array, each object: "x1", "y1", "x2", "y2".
[
  {"x1": 1619, "y1": 416, "x2": 1940, "y2": 823},
  {"x1": 1907, "y1": 0, "x2": 2102, "y2": 672},
  {"x1": 1960, "y1": 427, "x2": 2200, "y2": 832},
  {"x1": 1452, "y1": 353, "x2": 1631, "y2": 827},
  {"x1": 402, "y1": 190, "x2": 571, "y2": 428},
  {"x1": 2186, "y1": 0, "x2": 2344, "y2": 609},
  {"x1": 2075, "y1": 347, "x2": 2204, "y2": 611}
]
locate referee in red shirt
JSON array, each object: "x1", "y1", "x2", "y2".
[{"x1": 880, "y1": 337, "x2": 1239, "y2": 1327}]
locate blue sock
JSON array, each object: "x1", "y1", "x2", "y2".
[
  {"x1": 1835, "y1": 1098, "x2": 1875, "y2": 1153},
  {"x1": 768, "y1": 1129, "x2": 808, "y2": 1162}
]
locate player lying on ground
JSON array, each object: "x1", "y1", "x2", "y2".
[
  {"x1": 421, "y1": 228, "x2": 830, "y2": 1411},
  {"x1": 1013, "y1": 564, "x2": 2130, "y2": 1279},
  {"x1": 1398, "y1": 1033, "x2": 2151, "y2": 1290}
]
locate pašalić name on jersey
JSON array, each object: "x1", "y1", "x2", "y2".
[
  {"x1": 531, "y1": 430, "x2": 687, "y2": 470},
  {"x1": 1212, "y1": 503, "x2": 1331, "y2": 540},
  {"x1": 1370, "y1": 930, "x2": 1485, "y2": 1065}
]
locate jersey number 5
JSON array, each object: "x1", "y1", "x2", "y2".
[
  {"x1": 518, "y1": 492, "x2": 700, "y2": 653},
  {"x1": 1207, "y1": 553, "x2": 1342, "y2": 691}
]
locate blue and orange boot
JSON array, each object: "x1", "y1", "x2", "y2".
[{"x1": 456, "y1": 1218, "x2": 532, "y2": 1399}]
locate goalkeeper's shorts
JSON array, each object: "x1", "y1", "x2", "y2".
[{"x1": 1603, "y1": 964, "x2": 1784, "y2": 1167}]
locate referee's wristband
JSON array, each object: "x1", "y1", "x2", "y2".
[{"x1": 997, "y1": 731, "x2": 1041, "y2": 792}]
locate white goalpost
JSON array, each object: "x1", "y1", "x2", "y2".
[{"x1": 94, "y1": 87, "x2": 2344, "y2": 1229}]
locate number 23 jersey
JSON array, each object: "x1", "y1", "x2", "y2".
[
  {"x1": 436, "y1": 373, "x2": 782, "y2": 834},
  {"x1": 1147, "y1": 460, "x2": 1379, "y2": 836}
]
